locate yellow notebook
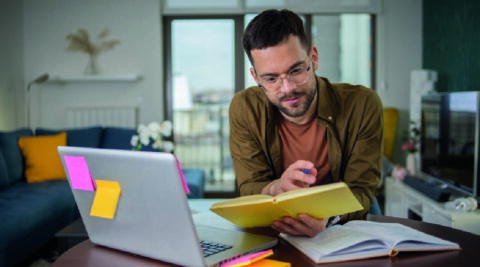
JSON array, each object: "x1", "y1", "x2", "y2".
[{"x1": 210, "y1": 182, "x2": 363, "y2": 228}]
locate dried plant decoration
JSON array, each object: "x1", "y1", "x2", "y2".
[
  {"x1": 65, "y1": 28, "x2": 121, "y2": 74},
  {"x1": 66, "y1": 28, "x2": 120, "y2": 55}
]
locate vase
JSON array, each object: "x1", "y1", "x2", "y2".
[
  {"x1": 406, "y1": 153, "x2": 418, "y2": 175},
  {"x1": 84, "y1": 53, "x2": 100, "y2": 75}
]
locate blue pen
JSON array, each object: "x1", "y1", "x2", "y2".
[{"x1": 303, "y1": 168, "x2": 310, "y2": 174}]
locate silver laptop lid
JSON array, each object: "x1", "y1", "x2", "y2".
[{"x1": 58, "y1": 146, "x2": 206, "y2": 266}]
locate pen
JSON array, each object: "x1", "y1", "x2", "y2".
[{"x1": 303, "y1": 168, "x2": 310, "y2": 174}]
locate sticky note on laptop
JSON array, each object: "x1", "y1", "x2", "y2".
[
  {"x1": 63, "y1": 155, "x2": 96, "y2": 191},
  {"x1": 90, "y1": 180, "x2": 122, "y2": 219}
]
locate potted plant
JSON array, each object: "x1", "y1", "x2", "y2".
[{"x1": 401, "y1": 121, "x2": 420, "y2": 175}]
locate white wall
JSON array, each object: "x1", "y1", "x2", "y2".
[
  {"x1": 0, "y1": 0, "x2": 25, "y2": 130},
  {"x1": 23, "y1": 0, "x2": 163, "y2": 129},
  {"x1": 376, "y1": 0, "x2": 423, "y2": 164}
]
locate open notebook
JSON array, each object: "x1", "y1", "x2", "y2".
[
  {"x1": 58, "y1": 146, "x2": 277, "y2": 267},
  {"x1": 280, "y1": 220, "x2": 460, "y2": 264}
]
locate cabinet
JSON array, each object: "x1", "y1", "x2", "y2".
[{"x1": 385, "y1": 177, "x2": 480, "y2": 235}]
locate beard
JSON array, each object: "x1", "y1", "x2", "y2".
[{"x1": 274, "y1": 86, "x2": 317, "y2": 118}]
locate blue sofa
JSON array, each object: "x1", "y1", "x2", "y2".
[{"x1": 0, "y1": 126, "x2": 205, "y2": 267}]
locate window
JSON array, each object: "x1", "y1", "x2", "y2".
[
  {"x1": 312, "y1": 14, "x2": 373, "y2": 87},
  {"x1": 164, "y1": 17, "x2": 243, "y2": 193}
]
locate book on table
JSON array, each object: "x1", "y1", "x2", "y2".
[
  {"x1": 280, "y1": 220, "x2": 461, "y2": 264},
  {"x1": 209, "y1": 182, "x2": 363, "y2": 228}
]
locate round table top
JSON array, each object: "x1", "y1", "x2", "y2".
[{"x1": 53, "y1": 215, "x2": 480, "y2": 267}]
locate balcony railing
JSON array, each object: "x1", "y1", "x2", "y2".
[{"x1": 173, "y1": 104, "x2": 234, "y2": 191}]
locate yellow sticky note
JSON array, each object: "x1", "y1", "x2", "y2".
[
  {"x1": 248, "y1": 259, "x2": 290, "y2": 267},
  {"x1": 222, "y1": 249, "x2": 273, "y2": 267},
  {"x1": 90, "y1": 180, "x2": 121, "y2": 219}
]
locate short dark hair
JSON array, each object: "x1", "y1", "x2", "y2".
[{"x1": 242, "y1": 9, "x2": 310, "y2": 65}]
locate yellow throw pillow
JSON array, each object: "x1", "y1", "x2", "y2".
[{"x1": 18, "y1": 132, "x2": 67, "y2": 183}]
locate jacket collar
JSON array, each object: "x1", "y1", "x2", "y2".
[{"x1": 316, "y1": 76, "x2": 338, "y2": 124}]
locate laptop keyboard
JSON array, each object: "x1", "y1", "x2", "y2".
[{"x1": 200, "y1": 240, "x2": 233, "y2": 257}]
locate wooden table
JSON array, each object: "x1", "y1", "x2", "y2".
[{"x1": 53, "y1": 214, "x2": 479, "y2": 267}]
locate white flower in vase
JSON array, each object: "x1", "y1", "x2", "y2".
[{"x1": 131, "y1": 120, "x2": 174, "y2": 152}]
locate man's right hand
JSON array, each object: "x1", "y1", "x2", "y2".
[{"x1": 262, "y1": 160, "x2": 317, "y2": 195}]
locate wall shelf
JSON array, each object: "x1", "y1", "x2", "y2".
[{"x1": 49, "y1": 74, "x2": 142, "y2": 83}]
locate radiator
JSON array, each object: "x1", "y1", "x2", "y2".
[{"x1": 66, "y1": 106, "x2": 139, "y2": 128}]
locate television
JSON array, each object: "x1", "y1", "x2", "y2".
[{"x1": 420, "y1": 91, "x2": 480, "y2": 200}]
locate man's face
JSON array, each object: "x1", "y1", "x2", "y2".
[{"x1": 250, "y1": 35, "x2": 319, "y2": 121}]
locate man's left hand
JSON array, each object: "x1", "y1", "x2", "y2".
[{"x1": 271, "y1": 214, "x2": 328, "y2": 237}]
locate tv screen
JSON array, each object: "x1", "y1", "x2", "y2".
[{"x1": 420, "y1": 91, "x2": 479, "y2": 197}]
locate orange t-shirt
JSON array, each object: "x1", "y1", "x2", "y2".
[{"x1": 278, "y1": 115, "x2": 333, "y2": 185}]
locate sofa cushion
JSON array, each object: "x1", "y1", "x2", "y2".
[
  {"x1": 100, "y1": 127, "x2": 157, "y2": 151},
  {"x1": 0, "y1": 181, "x2": 76, "y2": 251},
  {"x1": 18, "y1": 132, "x2": 67, "y2": 183},
  {"x1": 0, "y1": 149, "x2": 8, "y2": 189},
  {"x1": 36, "y1": 126, "x2": 103, "y2": 148},
  {"x1": 0, "y1": 128, "x2": 33, "y2": 184},
  {"x1": 100, "y1": 127, "x2": 136, "y2": 150},
  {"x1": 183, "y1": 168, "x2": 206, "y2": 199}
]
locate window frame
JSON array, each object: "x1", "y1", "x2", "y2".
[{"x1": 163, "y1": 15, "x2": 245, "y2": 122}]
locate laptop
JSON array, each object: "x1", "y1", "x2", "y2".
[{"x1": 58, "y1": 146, "x2": 277, "y2": 267}]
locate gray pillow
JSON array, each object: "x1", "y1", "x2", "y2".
[
  {"x1": 0, "y1": 128, "x2": 33, "y2": 184},
  {"x1": 0, "y1": 148, "x2": 9, "y2": 189}
]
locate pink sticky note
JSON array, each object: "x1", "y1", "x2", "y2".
[
  {"x1": 63, "y1": 155, "x2": 95, "y2": 191},
  {"x1": 221, "y1": 249, "x2": 273, "y2": 267},
  {"x1": 175, "y1": 156, "x2": 190, "y2": 194}
]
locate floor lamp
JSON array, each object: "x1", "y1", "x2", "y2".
[{"x1": 26, "y1": 73, "x2": 49, "y2": 128}]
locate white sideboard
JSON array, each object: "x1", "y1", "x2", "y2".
[{"x1": 385, "y1": 177, "x2": 480, "y2": 235}]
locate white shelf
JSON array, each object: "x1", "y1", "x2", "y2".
[
  {"x1": 385, "y1": 177, "x2": 480, "y2": 235},
  {"x1": 49, "y1": 74, "x2": 142, "y2": 83}
]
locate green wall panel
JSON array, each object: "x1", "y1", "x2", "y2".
[{"x1": 423, "y1": 0, "x2": 480, "y2": 92}]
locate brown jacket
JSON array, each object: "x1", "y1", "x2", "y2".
[{"x1": 229, "y1": 76, "x2": 384, "y2": 220}]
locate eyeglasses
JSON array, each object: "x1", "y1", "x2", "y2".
[{"x1": 257, "y1": 61, "x2": 312, "y2": 90}]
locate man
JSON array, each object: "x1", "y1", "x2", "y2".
[{"x1": 229, "y1": 9, "x2": 383, "y2": 237}]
